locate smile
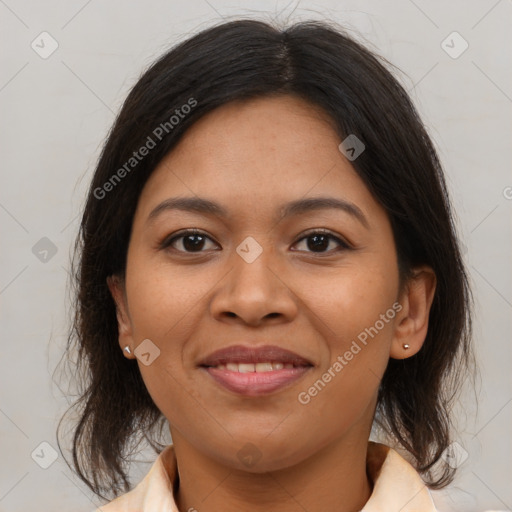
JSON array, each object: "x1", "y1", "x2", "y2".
[{"x1": 208, "y1": 361, "x2": 300, "y2": 372}]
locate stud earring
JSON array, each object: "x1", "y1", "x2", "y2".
[
  {"x1": 123, "y1": 346, "x2": 132, "y2": 355},
  {"x1": 403, "y1": 344, "x2": 410, "y2": 350}
]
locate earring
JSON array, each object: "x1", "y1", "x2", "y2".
[
  {"x1": 403, "y1": 344, "x2": 410, "y2": 350},
  {"x1": 123, "y1": 346, "x2": 132, "y2": 355}
]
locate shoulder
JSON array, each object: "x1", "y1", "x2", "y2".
[
  {"x1": 89, "y1": 444, "x2": 178, "y2": 511},
  {"x1": 366, "y1": 443, "x2": 510, "y2": 512}
]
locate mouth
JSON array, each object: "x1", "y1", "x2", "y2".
[{"x1": 198, "y1": 344, "x2": 314, "y2": 396}]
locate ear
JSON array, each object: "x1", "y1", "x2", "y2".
[
  {"x1": 390, "y1": 266, "x2": 437, "y2": 360},
  {"x1": 107, "y1": 274, "x2": 135, "y2": 359}
]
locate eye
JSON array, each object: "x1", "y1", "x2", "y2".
[
  {"x1": 292, "y1": 229, "x2": 351, "y2": 254},
  {"x1": 160, "y1": 229, "x2": 219, "y2": 253},
  {"x1": 160, "y1": 228, "x2": 351, "y2": 255}
]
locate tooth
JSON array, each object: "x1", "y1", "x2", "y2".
[
  {"x1": 238, "y1": 363, "x2": 256, "y2": 373},
  {"x1": 255, "y1": 362, "x2": 273, "y2": 372},
  {"x1": 219, "y1": 362, "x2": 296, "y2": 371}
]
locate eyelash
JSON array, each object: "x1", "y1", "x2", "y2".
[{"x1": 159, "y1": 228, "x2": 352, "y2": 255}]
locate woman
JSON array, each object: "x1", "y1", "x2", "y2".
[{"x1": 57, "y1": 18, "x2": 503, "y2": 511}]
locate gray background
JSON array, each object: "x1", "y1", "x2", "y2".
[{"x1": 0, "y1": 1, "x2": 511, "y2": 511}]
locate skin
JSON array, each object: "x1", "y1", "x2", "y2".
[{"x1": 108, "y1": 94, "x2": 436, "y2": 512}]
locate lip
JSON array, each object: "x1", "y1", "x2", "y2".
[
  {"x1": 198, "y1": 344, "x2": 313, "y2": 367},
  {"x1": 198, "y1": 344, "x2": 314, "y2": 397},
  {"x1": 202, "y1": 366, "x2": 312, "y2": 396}
]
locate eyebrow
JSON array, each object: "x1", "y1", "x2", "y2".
[{"x1": 147, "y1": 196, "x2": 369, "y2": 229}]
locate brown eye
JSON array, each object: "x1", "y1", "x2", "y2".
[
  {"x1": 160, "y1": 229, "x2": 351, "y2": 255},
  {"x1": 292, "y1": 230, "x2": 350, "y2": 254},
  {"x1": 161, "y1": 230, "x2": 219, "y2": 253}
]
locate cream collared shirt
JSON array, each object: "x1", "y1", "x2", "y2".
[{"x1": 92, "y1": 442, "x2": 504, "y2": 512}]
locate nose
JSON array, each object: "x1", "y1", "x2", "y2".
[{"x1": 210, "y1": 242, "x2": 298, "y2": 327}]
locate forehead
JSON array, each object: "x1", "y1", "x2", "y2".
[{"x1": 136, "y1": 95, "x2": 382, "y2": 224}]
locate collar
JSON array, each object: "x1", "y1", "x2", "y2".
[
  {"x1": 362, "y1": 441, "x2": 436, "y2": 511},
  {"x1": 95, "y1": 441, "x2": 437, "y2": 511}
]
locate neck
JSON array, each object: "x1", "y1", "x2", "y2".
[{"x1": 172, "y1": 430, "x2": 373, "y2": 512}]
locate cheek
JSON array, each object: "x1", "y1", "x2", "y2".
[
  {"x1": 125, "y1": 255, "x2": 206, "y2": 339},
  {"x1": 300, "y1": 261, "x2": 399, "y2": 342},
  {"x1": 295, "y1": 272, "x2": 397, "y2": 434},
  {"x1": 121, "y1": 260, "x2": 197, "y2": 397},
  {"x1": 300, "y1": 263, "x2": 398, "y2": 396}
]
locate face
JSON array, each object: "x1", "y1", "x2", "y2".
[{"x1": 109, "y1": 94, "x2": 427, "y2": 472}]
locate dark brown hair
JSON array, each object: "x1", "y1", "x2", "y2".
[{"x1": 56, "y1": 18, "x2": 474, "y2": 502}]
